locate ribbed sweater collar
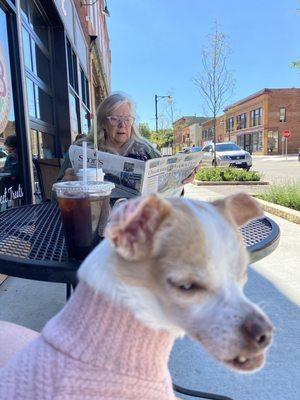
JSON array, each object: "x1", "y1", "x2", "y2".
[{"x1": 42, "y1": 282, "x2": 174, "y2": 382}]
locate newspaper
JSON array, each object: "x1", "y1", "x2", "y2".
[{"x1": 69, "y1": 145, "x2": 202, "y2": 197}]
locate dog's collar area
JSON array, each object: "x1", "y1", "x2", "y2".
[{"x1": 42, "y1": 282, "x2": 175, "y2": 381}]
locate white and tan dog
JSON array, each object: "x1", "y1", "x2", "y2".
[{"x1": 0, "y1": 193, "x2": 273, "y2": 399}]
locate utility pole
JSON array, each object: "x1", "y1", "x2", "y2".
[{"x1": 154, "y1": 94, "x2": 172, "y2": 133}]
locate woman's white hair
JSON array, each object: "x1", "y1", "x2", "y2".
[{"x1": 88, "y1": 92, "x2": 147, "y2": 154}]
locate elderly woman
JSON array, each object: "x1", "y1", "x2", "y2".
[{"x1": 58, "y1": 93, "x2": 160, "y2": 181}]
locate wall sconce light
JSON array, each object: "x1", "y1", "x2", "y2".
[
  {"x1": 101, "y1": 5, "x2": 110, "y2": 17},
  {"x1": 80, "y1": 0, "x2": 98, "y2": 6},
  {"x1": 89, "y1": 34, "x2": 98, "y2": 43}
]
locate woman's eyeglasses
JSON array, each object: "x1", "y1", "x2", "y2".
[{"x1": 106, "y1": 116, "x2": 135, "y2": 127}]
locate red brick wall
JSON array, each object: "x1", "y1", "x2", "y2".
[
  {"x1": 73, "y1": 0, "x2": 90, "y2": 44},
  {"x1": 268, "y1": 89, "x2": 300, "y2": 154}
]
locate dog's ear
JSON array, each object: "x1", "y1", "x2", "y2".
[
  {"x1": 213, "y1": 192, "x2": 263, "y2": 226},
  {"x1": 105, "y1": 194, "x2": 171, "y2": 260}
]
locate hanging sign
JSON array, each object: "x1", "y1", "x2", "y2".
[{"x1": 0, "y1": 43, "x2": 10, "y2": 135}]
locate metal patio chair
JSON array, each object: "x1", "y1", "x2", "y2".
[{"x1": 33, "y1": 158, "x2": 62, "y2": 202}]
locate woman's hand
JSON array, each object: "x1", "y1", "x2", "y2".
[
  {"x1": 181, "y1": 163, "x2": 201, "y2": 185},
  {"x1": 62, "y1": 168, "x2": 78, "y2": 182}
]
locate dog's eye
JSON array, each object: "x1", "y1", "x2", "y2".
[
  {"x1": 178, "y1": 283, "x2": 195, "y2": 291},
  {"x1": 167, "y1": 278, "x2": 202, "y2": 292}
]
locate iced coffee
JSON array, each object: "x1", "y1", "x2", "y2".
[{"x1": 53, "y1": 181, "x2": 114, "y2": 261}]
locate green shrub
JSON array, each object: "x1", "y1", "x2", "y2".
[
  {"x1": 195, "y1": 167, "x2": 261, "y2": 182},
  {"x1": 256, "y1": 182, "x2": 300, "y2": 211}
]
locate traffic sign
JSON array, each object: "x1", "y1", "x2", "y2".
[{"x1": 283, "y1": 130, "x2": 291, "y2": 138}]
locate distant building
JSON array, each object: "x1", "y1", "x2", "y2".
[
  {"x1": 182, "y1": 89, "x2": 300, "y2": 155},
  {"x1": 201, "y1": 116, "x2": 225, "y2": 146},
  {"x1": 173, "y1": 116, "x2": 209, "y2": 151},
  {"x1": 224, "y1": 88, "x2": 300, "y2": 154}
]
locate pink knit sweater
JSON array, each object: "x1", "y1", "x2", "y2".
[{"x1": 0, "y1": 282, "x2": 176, "y2": 399}]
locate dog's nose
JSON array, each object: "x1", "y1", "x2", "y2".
[{"x1": 241, "y1": 313, "x2": 273, "y2": 349}]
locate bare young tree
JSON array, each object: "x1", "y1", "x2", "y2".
[{"x1": 194, "y1": 21, "x2": 235, "y2": 164}]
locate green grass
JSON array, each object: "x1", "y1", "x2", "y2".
[
  {"x1": 195, "y1": 167, "x2": 261, "y2": 182},
  {"x1": 256, "y1": 182, "x2": 300, "y2": 211}
]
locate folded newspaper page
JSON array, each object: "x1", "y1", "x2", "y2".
[{"x1": 69, "y1": 145, "x2": 201, "y2": 197}]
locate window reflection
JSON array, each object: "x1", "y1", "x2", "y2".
[
  {"x1": 22, "y1": 27, "x2": 32, "y2": 70},
  {"x1": 81, "y1": 105, "x2": 90, "y2": 135},
  {"x1": 35, "y1": 85, "x2": 53, "y2": 124},
  {"x1": 69, "y1": 91, "x2": 80, "y2": 140},
  {"x1": 31, "y1": 129, "x2": 54, "y2": 159},
  {"x1": 20, "y1": 0, "x2": 29, "y2": 21},
  {"x1": 28, "y1": 0, "x2": 49, "y2": 48},
  {"x1": 31, "y1": 39, "x2": 51, "y2": 86},
  {"x1": 26, "y1": 77, "x2": 36, "y2": 117}
]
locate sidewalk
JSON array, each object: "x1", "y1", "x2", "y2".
[{"x1": 0, "y1": 185, "x2": 299, "y2": 399}]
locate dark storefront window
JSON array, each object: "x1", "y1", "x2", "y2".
[
  {"x1": 80, "y1": 67, "x2": 90, "y2": 135},
  {"x1": 236, "y1": 113, "x2": 247, "y2": 130},
  {"x1": 21, "y1": 0, "x2": 56, "y2": 156},
  {"x1": 31, "y1": 130, "x2": 55, "y2": 158},
  {"x1": 237, "y1": 132, "x2": 263, "y2": 153},
  {"x1": 0, "y1": 7, "x2": 24, "y2": 209},
  {"x1": 267, "y1": 131, "x2": 279, "y2": 153},
  {"x1": 226, "y1": 117, "x2": 234, "y2": 133},
  {"x1": 67, "y1": 42, "x2": 90, "y2": 140},
  {"x1": 67, "y1": 39, "x2": 78, "y2": 92},
  {"x1": 69, "y1": 91, "x2": 80, "y2": 139},
  {"x1": 250, "y1": 108, "x2": 263, "y2": 127}
]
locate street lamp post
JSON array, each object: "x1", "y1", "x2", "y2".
[{"x1": 155, "y1": 94, "x2": 172, "y2": 132}]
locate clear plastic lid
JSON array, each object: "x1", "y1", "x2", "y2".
[
  {"x1": 53, "y1": 180, "x2": 115, "y2": 196},
  {"x1": 76, "y1": 168, "x2": 105, "y2": 182}
]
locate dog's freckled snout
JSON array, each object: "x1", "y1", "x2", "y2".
[{"x1": 241, "y1": 313, "x2": 273, "y2": 349}]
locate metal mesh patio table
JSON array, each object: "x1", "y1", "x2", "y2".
[{"x1": 0, "y1": 202, "x2": 280, "y2": 285}]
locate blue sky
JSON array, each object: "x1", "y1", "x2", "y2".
[{"x1": 107, "y1": 0, "x2": 300, "y2": 129}]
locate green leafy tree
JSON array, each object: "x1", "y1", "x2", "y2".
[
  {"x1": 138, "y1": 123, "x2": 151, "y2": 140},
  {"x1": 150, "y1": 129, "x2": 173, "y2": 150}
]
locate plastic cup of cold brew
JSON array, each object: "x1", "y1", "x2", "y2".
[{"x1": 53, "y1": 180, "x2": 115, "y2": 261}]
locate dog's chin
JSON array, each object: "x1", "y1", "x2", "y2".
[{"x1": 223, "y1": 352, "x2": 266, "y2": 373}]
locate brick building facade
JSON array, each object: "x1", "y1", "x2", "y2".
[
  {"x1": 224, "y1": 88, "x2": 300, "y2": 154},
  {"x1": 201, "y1": 116, "x2": 225, "y2": 146},
  {"x1": 173, "y1": 116, "x2": 208, "y2": 152},
  {"x1": 193, "y1": 88, "x2": 300, "y2": 155}
]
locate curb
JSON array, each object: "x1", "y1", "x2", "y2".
[
  {"x1": 254, "y1": 198, "x2": 300, "y2": 225},
  {"x1": 193, "y1": 180, "x2": 269, "y2": 186}
]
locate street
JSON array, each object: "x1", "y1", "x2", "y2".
[{"x1": 251, "y1": 154, "x2": 300, "y2": 183}]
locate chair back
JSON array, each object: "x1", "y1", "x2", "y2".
[{"x1": 33, "y1": 158, "x2": 62, "y2": 201}]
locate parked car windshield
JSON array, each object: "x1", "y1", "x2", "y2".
[
  {"x1": 215, "y1": 143, "x2": 241, "y2": 152},
  {"x1": 189, "y1": 146, "x2": 202, "y2": 152}
]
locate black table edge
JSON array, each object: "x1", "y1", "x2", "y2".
[
  {"x1": 247, "y1": 217, "x2": 280, "y2": 264},
  {"x1": 0, "y1": 254, "x2": 79, "y2": 285}
]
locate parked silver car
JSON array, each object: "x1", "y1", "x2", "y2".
[{"x1": 200, "y1": 142, "x2": 252, "y2": 170}]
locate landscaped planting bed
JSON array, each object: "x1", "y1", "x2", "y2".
[{"x1": 195, "y1": 167, "x2": 261, "y2": 182}]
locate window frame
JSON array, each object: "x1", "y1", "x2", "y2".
[
  {"x1": 21, "y1": 0, "x2": 55, "y2": 131},
  {"x1": 279, "y1": 107, "x2": 286, "y2": 123}
]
